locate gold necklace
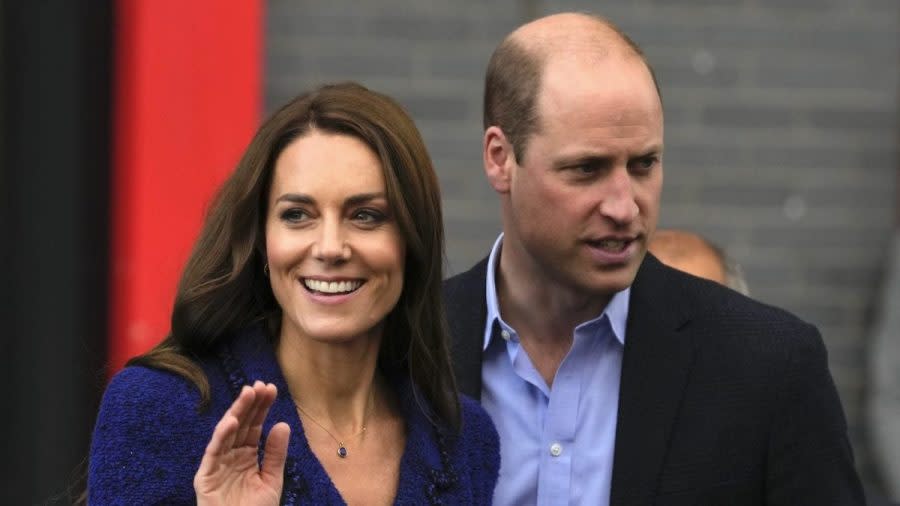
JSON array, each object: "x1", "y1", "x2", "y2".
[{"x1": 293, "y1": 391, "x2": 374, "y2": 459}]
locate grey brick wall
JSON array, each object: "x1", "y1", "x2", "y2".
[{"x1": 266, "y1": 0, "x2": 898, "y2": 493}]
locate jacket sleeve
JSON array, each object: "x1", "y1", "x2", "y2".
[
  {"x1": 765, "y1": 323, "x2": 866, "y2": 505},
  {"x1": 88, "y1": 366, "x2": 214, "y2": 505}
]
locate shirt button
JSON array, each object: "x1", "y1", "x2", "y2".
[
  {"x1": 549, "y1": 443, "x2": 563, "y2": 457},
  {"x1": 501, "y1": 330, "x2": 511, "y2": 341}
]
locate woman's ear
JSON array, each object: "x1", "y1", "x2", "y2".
[{"x1": 483, "y1": 126, "x2": 516, "y2": 194}]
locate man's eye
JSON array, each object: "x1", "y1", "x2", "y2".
[
  {"x1": 280, "y1": 209, "x2": 309, "y2": 222},
  {"x1": 631, "y1": 156, "x2": 658, "y2": 174},
  {"x1": 567, "y1": 159, "x2": 609, "y2": 178}
]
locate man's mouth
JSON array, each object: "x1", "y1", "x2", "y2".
[
  {"x1": 302, "y1": 279, "x2": 363, "y2": 295},
  {"x1": 590, "y1": 238, "x2": 631, "y2": 252}
]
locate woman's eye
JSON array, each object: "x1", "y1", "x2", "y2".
[
  {"x1": 353, "y1": 209, "x2": 386, "y2": 224},
  {"x1": 280, "y1": 208, "x2": 309, "y2": 223}
]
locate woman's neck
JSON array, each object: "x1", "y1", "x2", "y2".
[{"x1": 275, "y1": 326, "x2": 383, "y2": 435}]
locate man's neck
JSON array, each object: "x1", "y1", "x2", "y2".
[
  {"x1": 495, "y1": 246, "x2": 613, "y2": 386},
  {"x1": 496, "y1": 247, "x2": 612, "y2": 342}
]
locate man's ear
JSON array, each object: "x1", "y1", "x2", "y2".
[{"x1": 483, "y1": 126, "x2": 515, "y2": 194}]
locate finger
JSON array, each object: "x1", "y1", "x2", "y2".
[
  {"x1": 227, "y1": 385, "x2": 256, "y2": 423},
  {"x1": 245, "y1": 383, "x2": 278, "y2": 447},
  {"x1": 196, "y1": 413, "x2": 239, "y2": 478},
  {"x1": 233, "y1": 383, "x2": 262, "y2": 446},
  {"x1": 260, "y1": 422, "x2": 291, "y2": 488}
]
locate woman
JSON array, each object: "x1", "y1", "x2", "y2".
[{"x1": 88, "y1": 83, "x2": 499, "y2": 504}]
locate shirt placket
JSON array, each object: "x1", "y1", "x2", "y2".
[{"x1": 536, "y1": 349, "x2": 582, "y2": 505}]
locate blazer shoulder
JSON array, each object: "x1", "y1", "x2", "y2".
[
  {"x1": 704, "y1": 281, "x2": 817, "y2": 335},
  {"x1": 100, "y1": 364, "x2": 204, "y2": 414},
  {"x1": 91, "y1": 364, "x2": 218, "y2": 455},
  {"x1": 640, "y1": 258, "x2": 822, "y2": 359},
  {"x1": 89, "y1": 365, "x2": 216, "y2": 504},
  {"x1": 656, "y1": 258, "x2": 813, "y2": 329}
]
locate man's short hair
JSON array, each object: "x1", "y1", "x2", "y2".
[
  {"x1": 483, "y1": 14, "x2": 661, "y2": 163},
  {"x1": 723, "y1": 257, "x2": 751, "y2": 296},
  {"x1": 482, "y1": 37, "x2": 543, "y2": 164}
]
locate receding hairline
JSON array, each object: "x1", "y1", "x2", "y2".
[
  {"x1": 485, "y1": 12, "x2": 662, "y2": 132},
  {"x1": 506, "y1": 12, "x2": 651, "y2": 73},
  {"x1": 482, "y1": 12, "x2": 661, "y2": 163}
]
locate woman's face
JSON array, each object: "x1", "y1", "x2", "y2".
[{"x1": 265, "y1": 130, "x2": 405, "y2": 345}]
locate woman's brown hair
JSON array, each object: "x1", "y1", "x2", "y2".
[{"x1": 128, "y1": 82, "x2": 460, "y2": 429}]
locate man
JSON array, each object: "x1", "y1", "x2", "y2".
[
  {"x1": 649, "y1": 228, "x2": 750, "y2": 295},
  {"x1": 443, "y1": 12, "x2": 864, "y2": 505}
]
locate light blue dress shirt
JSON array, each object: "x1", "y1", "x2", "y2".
[{"x1": 482, "y1": 234, "x2": 629, "y2": 506}]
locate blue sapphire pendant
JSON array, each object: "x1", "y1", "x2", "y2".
[{"x1": 337, "y1": 444, "x2": 348, "y2": 458}]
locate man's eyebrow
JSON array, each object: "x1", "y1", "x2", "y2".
[
  {"x1": 557, "y1": 145, "x2": 664, "y2": 165},
  {"x1": 555, "y1": 154, "x2": 614, "y2": 169},
  {"x1": 639, "y1": 144, "x2": 664, "y2": 156}
]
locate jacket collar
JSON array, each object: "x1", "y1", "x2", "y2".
[{"x1": 610, "y1": 254, "x2": 697, "y2": 505}]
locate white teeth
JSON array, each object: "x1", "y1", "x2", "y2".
[
  {"x1": 303, "y1": 279, "x2": 362, "y2": 294},
  {"x1": 597, "y1": 239, "x2": 627, "y2": 252}
]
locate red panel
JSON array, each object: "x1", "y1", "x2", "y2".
[{"x1": 109, "y1": 0, "x2": 262, "y2": 375}]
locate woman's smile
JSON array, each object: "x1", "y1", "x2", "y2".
[{"x1": 265, "y1": 130, "x2": 406, "y2": 344}]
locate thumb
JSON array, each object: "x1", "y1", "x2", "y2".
[{"x1": 261, "y1": 422, "x2": 291, "y2": 485}]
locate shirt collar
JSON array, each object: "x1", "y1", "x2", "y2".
[{"x1": 483, "y1": 233, "x2": 630, "y2": 351}]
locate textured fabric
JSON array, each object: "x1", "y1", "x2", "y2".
[
  {"x1": 481, "y1": 233, "x2": 627, "y2": 505},
  {"x1": 88, "y1": 325, "x2": 499, "y2": 505},
  {"x1": 444, "y1": 253, "x2": 866, "y2": 506}
]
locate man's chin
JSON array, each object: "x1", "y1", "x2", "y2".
[{"x1": 577, "y1": 265, "x2": 640, "y2": 296}]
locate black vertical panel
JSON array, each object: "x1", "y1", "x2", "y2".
[{"x1": 1, "y1": 1, "x2": 111, "y2": 503}]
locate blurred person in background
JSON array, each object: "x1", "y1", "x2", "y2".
[{"x1": 649, "y1": 228, "x2": 750, "y2": 295}]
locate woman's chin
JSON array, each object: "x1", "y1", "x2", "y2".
[{"x1": 285, "y1": 320, "x2": 383, "y2": 347}]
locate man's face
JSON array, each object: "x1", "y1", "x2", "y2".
[{"x1": 501, "y1": 54, "x2": 664, "y2": 299}]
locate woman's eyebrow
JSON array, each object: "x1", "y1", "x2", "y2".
[
  {"x1": 344, "y1": 192, "x2": 386, "y2": 207},
  {"x1": 274, "y1": 193, "x2": 314, "y2": 205}
]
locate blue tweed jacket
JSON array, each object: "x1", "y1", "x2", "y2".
[{"x1": 88, "y1": 325, "x2": 499, "y2": 505}]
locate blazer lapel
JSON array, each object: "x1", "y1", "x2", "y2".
[
  {"x1": 610, "y1": 255, "x2": 697, "y2": 506},
  {"x1": 443, "y1": 258, "x2": 490, "y2": 398}
]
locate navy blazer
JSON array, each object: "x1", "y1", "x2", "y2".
[{"x1": 444, "y1": 253, "x2": 865, "y2": 505}]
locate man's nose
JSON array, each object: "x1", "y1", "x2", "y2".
[{"x1": 598, "y1": 169, "x2": 639, "y2": 224}]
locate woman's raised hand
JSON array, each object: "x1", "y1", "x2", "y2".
[{"x1": 194, "y1": 381, "x2": 291, "y2": 506}]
